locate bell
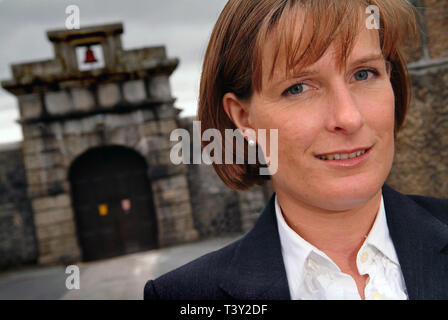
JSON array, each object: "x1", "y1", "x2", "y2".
[{"x1": 84, "y1": 46, "x2": 97, "y2": 63}]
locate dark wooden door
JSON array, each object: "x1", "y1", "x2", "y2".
[{"x1": 70, "y1": 146, "x2": 158, "y2": 261}]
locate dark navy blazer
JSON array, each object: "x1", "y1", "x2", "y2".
[{"x1": 144, "y1": 184, "x2": 448, "y2": 300}]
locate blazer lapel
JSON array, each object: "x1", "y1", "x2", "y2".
[
  {"x1": 382, "y1": 184, "x2": 448, "y2": 299},
  {"x1": 219, "y1": 195, "x2": 290, "y2": 300}
]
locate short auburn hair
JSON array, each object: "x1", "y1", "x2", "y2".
[{"x1": 198, "y1": 0, "x2": 418, "y2": 190}]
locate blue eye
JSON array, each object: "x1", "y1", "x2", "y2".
[
  {"x1": 285, "y1": 83, "x2": 304, "y2": 95},
  {"x1": 354, "y1": 70, "x2": 374, "y2": 81}
]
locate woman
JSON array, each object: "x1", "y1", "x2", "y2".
[{"x1": 145, "y1": 0, "x2": 448, "y2": 300}]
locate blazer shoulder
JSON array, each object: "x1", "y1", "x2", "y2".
[
  {"x1": 144, "y1": 237, "x2": 242, "y2": 300},
  {"x1": 407, "y1": 193, "x2": 448, "y2": 225}
]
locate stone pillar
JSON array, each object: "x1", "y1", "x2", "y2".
[
  {"x1": 31, "y1": 194, "x2": 81, "y2": 264},
  {"x1": 137, "y1": 114, "x2": 199, "y2": 246},
  {"x1": 152, "y1": 175, "x2": 199, "y2": 246}
]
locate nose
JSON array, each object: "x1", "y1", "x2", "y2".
[{"x1": 325, "y1": 82, "x2": 364, "y2": 134}]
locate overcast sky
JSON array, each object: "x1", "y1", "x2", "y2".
[{"x1": 0, "y1": 0, "x2": 227, "y2": 143}]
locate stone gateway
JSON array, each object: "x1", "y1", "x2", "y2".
[{"x1": 1, "y1": 23, "x2": 200, "y2": 265}]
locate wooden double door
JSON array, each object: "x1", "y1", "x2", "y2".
[{"x1": 70, "y1": 146, "x2": 158, "y2": 261}]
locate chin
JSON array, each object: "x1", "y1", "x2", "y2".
[
  {"x1": 318, "y1": 190, "x2": 380, "y2": 212},
  {"x1": 315, "y1": 176, "x2": 384, "y2": 211}
]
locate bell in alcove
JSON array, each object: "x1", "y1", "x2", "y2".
[{"x1": 84, "y1": 46, "x2": 97, "y2": 63}]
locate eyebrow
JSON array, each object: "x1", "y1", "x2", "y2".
[
  {"x1": 349, "y1": 53, "x2": 385, "y2": 66},
  {"x1": 273, "y1": 53, "x2": 385, "y2": 86}
]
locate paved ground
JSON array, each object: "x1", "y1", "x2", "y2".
[{"x1": 0, "y1": 235, "x2": 242, "y2": 300}]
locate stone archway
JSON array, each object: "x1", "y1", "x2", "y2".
[{"x1": 69, "y1": 145, "x2": 158, "y2": 261}]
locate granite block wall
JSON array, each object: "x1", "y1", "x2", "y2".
[
  {"x1": 386, "y1": 66, "x2": 448, "y2": 198},
  {"x1": 0, "y1": 143, "x2": 38, "y2": 269}
]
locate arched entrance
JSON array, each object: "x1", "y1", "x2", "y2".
[{"x1": 69, "y1": 145, "x2": 158, "y2": 261}]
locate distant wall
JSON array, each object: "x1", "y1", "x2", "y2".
[{"x1": 0, "y1": 143, "x2": 38, "y2": 269}]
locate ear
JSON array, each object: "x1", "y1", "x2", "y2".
[{"x1": 222, "y1": 92, "x2": 254, "y2": 135}]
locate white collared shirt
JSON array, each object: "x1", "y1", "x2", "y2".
[{"x1": 275, "y1": 194, "x2": 408, "y2": 300}]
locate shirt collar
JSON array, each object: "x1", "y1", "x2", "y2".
[
  {"x1": 275, "y1": 195, "x2": 314, "y2": 274},
  {"x1": 362, "y1": 195, "x2": 400, "y2": 265},
  {"x1": 275, "y1": 193, "x2": 400, "y2": 273}
]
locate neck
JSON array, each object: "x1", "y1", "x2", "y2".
[{"x1": 276, "y1": 188, "x2": 382, "y2": 260}]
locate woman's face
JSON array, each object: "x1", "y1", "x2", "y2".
[{"x1": 246, "y1": 27, "x2": 395, "y2": 211}]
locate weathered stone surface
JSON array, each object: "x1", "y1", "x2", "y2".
[
  {"x1": 123, "y1": 80, "x2": 146, "y2": 103},
  {"x1": 98, "y1": 83, "x2": 120, "y2": 108},
  {"x1": 118, "y1": 46, "x2": 168, "y2": 71},
  {"x1": 108, "y1": 126, "x2": 140, "y2": 148},
  {"x1": 238, "y1": 186, "x2": 268, "y2": 233},
  {"x1": 26, "y1": 167, "x2": 66, "y2": 187},
  {"x1": 154, "y1": 187, "x2": 190, "y2": 207},
  {"x1": 31, "y1": 194, "x2": 71, "y2": 212},
  {"x1": 38, "y1": 235, "x2": 79, "y2": 256},
  {"x1": 386, "y1": 66, "x2": 448, "y2": 198},
  {"x1": 22, "y1": 124, "x2": 45, "y2": 139},
  {"x1": 18, "y1": 93, "x2": 42, "y2": 119},
  {"x1": 29, "y1": 182, "x2": 68, "y2": 198},
  {"x1": 424, "y1": 0, "x2": 448, "y2": 59},
  {"x1": 154, "y1": 104, "x2": 179, "y2": 120},
  {"x1": 22, "y1": 137, "x2": 58, "y2": 155},
  {"x1": 148, "y1": 75, "x2": 172, "y2": 100},
  {"x1": 138, "y1": 120, "x2": 160, "y2": 137},
  {"x1": 34, "y1": 207, "x2": 74, "y2": 227},
  {"x1": 104, "y1": 112, "x2": 144, "y2": 129},
  {"x1": 71, "y1": 87, "x2": 95, "y2": 111},
  {"x1": 148, "y1": 163, "x2": 188, "y2": 180},
  {"x1": 23, "y1": 151, "x2": 63, "y2": 171},
  {"x1": 0, "y1": 143, "x2": 38, "y2": 270},
  {"x1": 148, "y1": 149, "x2": 175, "y2": 167},
  {"x1": 151, "y1": 174, "x2": 188, "y2": 193},
  {"x1": 45, "y1": 91, "x2": 74, "y2": 115},
  {"x1": 35, "y1": 220, "x2": 76, "y2": 241},
  {"x1": 168, "y1": 201, "x2": 192, "y2": 218},
  {"x1": 136, "y1": 136, "x2": 171, "y2": 157},
  {"x1": 158, "y1": 119, "x2": 178, "y2": 135},
  {"x1": 38, "y1": 234, "x2": 81, "y2": 265}
]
